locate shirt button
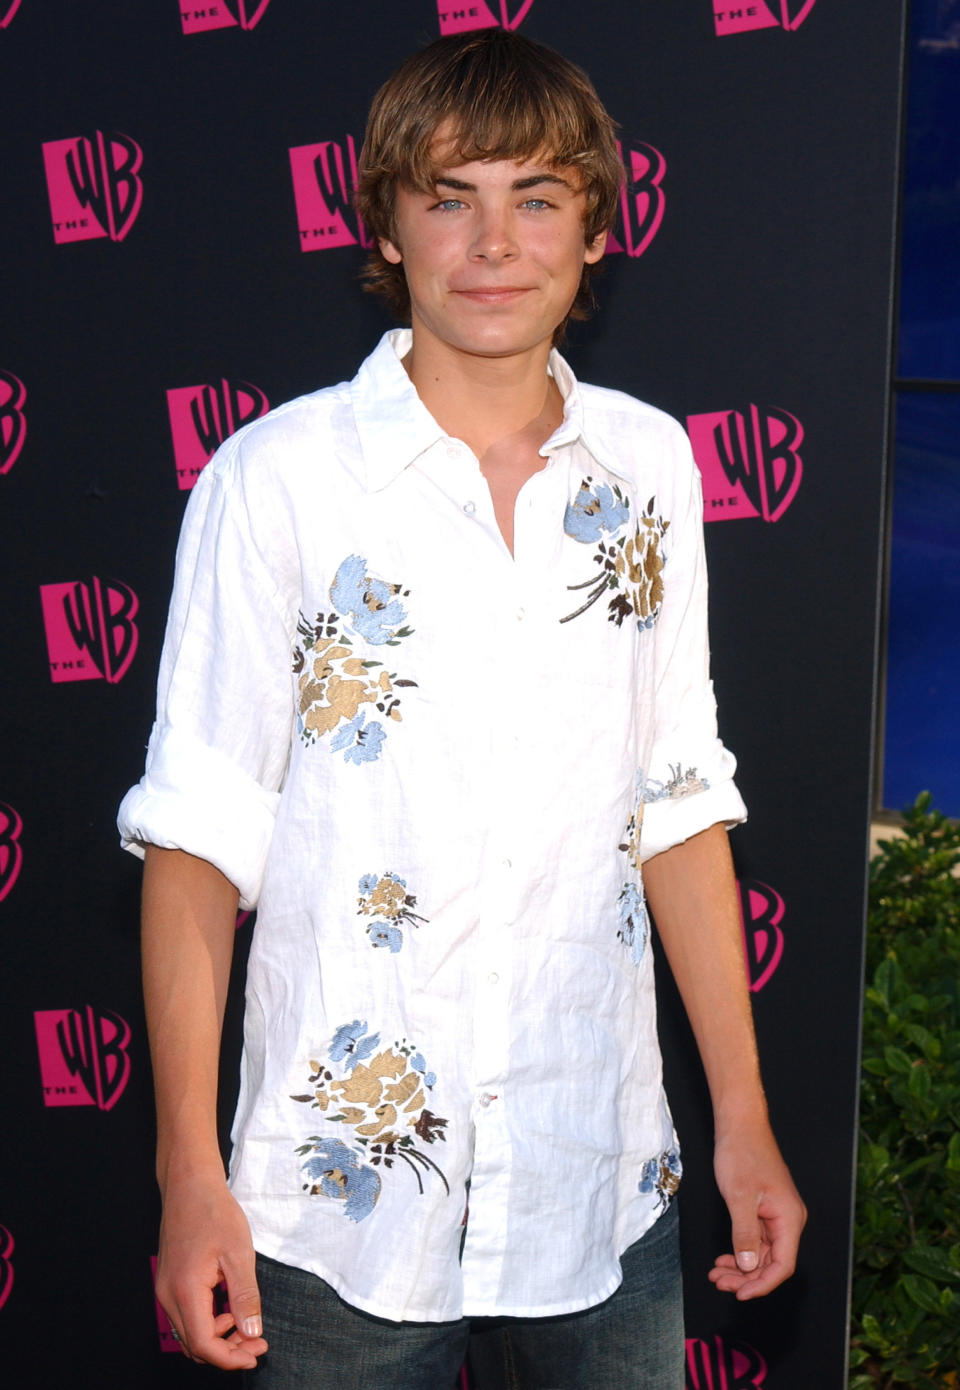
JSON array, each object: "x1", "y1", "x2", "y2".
[
  {"x1": 463, "y1": 500, "x2": 476, "y2": 516},
  {"x1": 479, "y1": 1092, "x2": 495, "y2": 1108},
  {"x1": 515, "y1": 608, "x2": 525, "y2": 621},
  {"x1": 487, "y1": 972, "x2": 500, "y2": 985}
]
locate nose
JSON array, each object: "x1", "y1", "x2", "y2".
[{"x1": 469, "y1": 205, "x2": 518, "y2": 262}]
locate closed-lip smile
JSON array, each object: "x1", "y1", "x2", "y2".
[{"x1": 452, "y1": 286, "x2": 532, "y2": 302}]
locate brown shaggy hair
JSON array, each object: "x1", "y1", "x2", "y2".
[{"x1": 355, "y1": 30, "x2": 623, "y2": 329}]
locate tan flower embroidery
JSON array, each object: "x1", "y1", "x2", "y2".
[
  {"x1": 562, "y1": 480, "x2": 669, "y2": 630},
  {"x1": 293, "y1": 563, "x2": 417, "y2": 755},
  {"x1": 292, "y1": 1023, "x2": 449, "y2": 1222}
]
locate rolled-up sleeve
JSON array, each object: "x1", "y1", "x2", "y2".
[
  {"x1": 118, "y1": 442, "x2": 296, "y2": 908},
  {"x1": 639, "y1": 426, "x2": 747, "y2": 862}
]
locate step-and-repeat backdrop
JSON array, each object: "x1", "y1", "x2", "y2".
[{"x1": 0, "y1": 3, "x2": 903, "y2": 1386}]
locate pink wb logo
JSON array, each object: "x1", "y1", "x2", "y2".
[
  {"x1": 167, "y1": 378, "x2": 269, "y2": 489},
  {"x1": 180, "y1": 1, "x2": 272, "y2": 33},
  {"x1": 0, "y1": 1226, "x2": 13, "y2": 1312},
  {"x1": 606, "y1": 142, "x2": 667, "y2": 259},
  {"x1": 40, "y1": 577, "x2": 139, "y2": 683},
  {"x1": 289, "y1": 136, "x2": 371, "y2": 252},
  {"x1": 34, "y1": 1006, "x2": 132, "y2": 1110},
  {"x1": 686, "y1": 1335, "x2": 767, "y2": 1388},
  {"x1": 713, "y1": 1, "x2": 817, "y2": 36},
  {"x1": 0, "y1": 369, "x2": 26, "y2": 475},
  {"x1": 687, "y1": 404, "x2": 804, "y2": 523},
  {"x1": 0, "y1": 802, "x2": 23, "y2": 904},
  {"x1": 436, "y1": 1, "x2": 535, "y2": 35},
  {"x1": 42, "y1": 131, "x2": 143, "y2": 243},
  {"x1": 738, "y1": 879, "x2": 785, "y2": 992}
]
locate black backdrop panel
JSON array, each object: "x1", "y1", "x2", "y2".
[{"x1": 0, "y1": 3, "x2": 902, "y2": 1386}]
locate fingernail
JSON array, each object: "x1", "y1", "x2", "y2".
[
  {"x1": 736, "y1": 1251, "x2": 758, "y2": 1271},
  {"x1": 242, "y1": 1316, "x2": 263, "y2": 1339}
]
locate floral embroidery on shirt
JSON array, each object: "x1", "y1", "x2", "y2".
[
  {"x1": 639, "y1": 1147, "x2": 682, "y2": 1210},
  {"x1": 292, "y1": 1022, "x2": 449, "y2": 1222},
  {"x1": 563, "y1": 478, "x2": 630, "y2": 542},
  {"x1": 357, "y1": 872, "x2": 428, "y2": 953},
  {"x1": 329, "y1": 554, "x2": 414, "y2": 647},
  {"x1": 292, "y1": 555, "x2": 417, "y2": 758},
  {"x1": 643, "y1": 764, "x2": 710, "y2": 802},
  {"x1": 619, "y1": 766, "x2": 711, "y2": 868},
  {"x1": 561, "y1": 479, "x2": 669, "y2": 630},
  {"x1": 329, "y1": 711, "x2": 386, "y2": 764},
  {"x1": 617, "y1": 882, "x2": 649, "y2": 965},
  {"x1": 619, "y1": 803, "x2": 643, "y2": 871}
]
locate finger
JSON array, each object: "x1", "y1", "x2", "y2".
[
  {"x1": 728, "y1": 1196, "x2": 764, "y2": 1276},
  {"x1": 222, "y1": 1248, "x2": 265, "y2": 1345},
  {"x1": 176, "y1": 1287, "x2": 262, "y2": 1370},
  {"x1": 213, "y1": 1310, "x2": 270, "y2": 1351}
]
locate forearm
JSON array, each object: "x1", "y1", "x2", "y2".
[
  {"x1": 642, "y1": 823, "x2": 766, "y2": 1135},
  {"x1": 141, "y1": 845, "x2": 240, "y2": 1191},
  {"x1": 644, "y1": 822, "x2": 806, "y2": 1295}
]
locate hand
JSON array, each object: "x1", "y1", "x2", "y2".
[
  {"x1": 709, "y1": 1123, "x2": 807, "y2": 1300},
  {"x1": 155, "y1": 1172, "x2": 269, "y2": 1369}
]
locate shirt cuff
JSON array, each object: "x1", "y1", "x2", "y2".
[
  {"x1": 638, "y1": 777, "x2": 747, "y2": 863},
  {"x1": 117, "y1": 724, "x2": 280, "y2": 909}
]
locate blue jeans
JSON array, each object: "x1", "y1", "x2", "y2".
[{"x1": 244, "y1": 1199, "x2": 683, "y2": 1389}]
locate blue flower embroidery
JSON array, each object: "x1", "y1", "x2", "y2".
[
  {"x1": 301, "y1": 1138, "x2": 382, "y2": 1222},
  {"x1": 617, "y1": 882, "x2": 649, "y2": 965},
  {"x1": 330, "y1": 554, "x2": 412, "y2": 647},
  {"x1": 329, "y1": 1020, "x2": 381, "y2": 1072},
  {"x1": 330, "y1": 712, "x2": 386, "y2": 765},
  {"x1": 357, "y1": 871, "x2": 428, "y2": 953},
  {"x1": 367, "y1": 923, "x2": 403, "y2": 952},
  {"x1": 562, "y1": 479, "x2": 668, "y2": 630},
  {"x1": 293, "y1": 1028, "x2": 450, "y2": 1222},
  {"x1": 292, "y1": 560, "x2": 416, "y2": 757},
  {"x1": 639, "y1": 1148, "x2": 682, "y2": 1209},
  {"x1": 563, "y1": 480, "x2": 630, "y2": 543},
  {"x1": 411, "y1": 1052, "x2": 437, "y2": 1089}
]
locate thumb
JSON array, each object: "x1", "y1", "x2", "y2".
[
  {"x1": 730, "y1": 1203, "x2": 762, "y2": 1273},
  {"x1": 223, "y1": 1251, "x2": 263, "y2": 1341}
]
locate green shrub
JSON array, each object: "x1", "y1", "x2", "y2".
[{"x1": 850, "y1": 793, "x2": 960, "y2": 1389}]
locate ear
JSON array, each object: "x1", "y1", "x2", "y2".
[
  {"x1": 379, "y1": 238, "x2": 403, "y2": 265},
  {"x1": 583, "y1": 231, "x2": 607, "y2": 265}
]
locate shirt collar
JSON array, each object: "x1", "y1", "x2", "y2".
[
  {"x1": 353, "y1": 330, "x2": 446, "y2": 493},
  {"x1": 353, "y1": 329, "x2": 629, "y2": 492}
]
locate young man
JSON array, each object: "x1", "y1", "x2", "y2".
[{"x1": 119, "y1": 30, "x2": 805, "y2": 1390}]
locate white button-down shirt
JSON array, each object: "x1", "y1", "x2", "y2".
[{"x1": 119, "y1": 329, "x2": 746, "y2": 1322}]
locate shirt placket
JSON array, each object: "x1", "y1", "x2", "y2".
[{"x1": 459, "y1": 454, "x2": 571, "y2": 1305}]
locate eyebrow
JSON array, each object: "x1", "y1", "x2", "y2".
[{"x1": 433, "y1": 173, "x2": 575, "y2": 193}]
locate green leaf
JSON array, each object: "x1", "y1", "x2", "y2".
[
  {"x1": 902, "y1": 1244, "x2": 960, "y2": 1284},
  {"x1": 883, "y1": 1046, "x2": 913, "y2": 1074},
  {"x1": 873, "y1": 956, "x2": 897, "y2": 1006},
  {"x1": 862, "y1": 1057, "x2": 890, "y2": 1076},
  {"x1": 900, "y1": 1273, "x2": 944, "y2": 1314},
  {"x1": 904, "y1": 1023, "x2": 940, "y2": 1057},
  {"x1": 948, "y1": 1131, "x2": 960, "y2": 1172},
  {"x1": 906, "y1": 1063, "x2": 932, "y2": 1101}
]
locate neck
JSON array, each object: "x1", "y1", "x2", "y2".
[{"x1": 403, "y1": 331, "x2": 561, "y2": 458}]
